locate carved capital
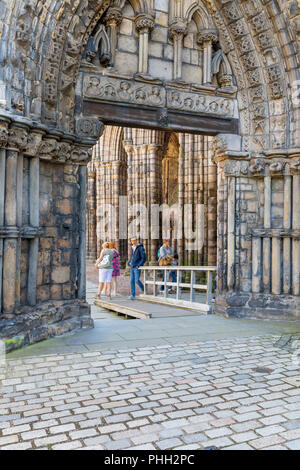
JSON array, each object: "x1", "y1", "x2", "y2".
[
  {"x1": 169, "y1": 19, "x2": 188, "y2": 40},
  {"x1": 39, "y1": 138, "x2": 60, "y2": 161},
  {"x1": 104, "y1": 7, "x2": 123, "y2": 27},
  {"x1": 0, "y1": 121, "x2": 9, "y2": 148},
  {"x1": 197, "y1": 29, "x2": 218, "y2": 46},
  {"x1": 135, "y1": 14, "x2": 155, "y2": 33},
  {"x1": 57, "y1": 141, "x2": 72, "y2": 163},
  {"x1": 8, "y1": 125, "x2": 29, "y2": 151},
  {"x1": 214, "y1": 134, "x2": 244, "y2": 161},
  {"x1": 71, "y1": 145, "x2": 93, "y2": 163},
  {"x1": 24, "y1": 129, "x2": 44, "y2": 157},
  {"x1": 219, "y1": 73, "x2": 233, "y2": 88},
  {"x1": 249, "y1": 158, "x2": 266, "y2": 176},
  {"x1": 290, "y1": 159, "x2": 300, "y2": 174},
  {"x1": 76, "y1": 118, "x2": 104, "y2": 140}
]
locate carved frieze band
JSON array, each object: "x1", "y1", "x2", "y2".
[
  {"x1": 220, "y1": 157, "x2": 300, "y2": 177},
  {"x1": 250, "y1": 229, "x2": 300, "y2": 240},
  {"x1": 0, "y1": 116, "x2": 104, "y2": 163},
  {"x1": 83, "y1": 74, "x2": 236, "y2": 118}
]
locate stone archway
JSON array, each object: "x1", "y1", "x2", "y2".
[{"x1": 0, "y1": 0, "x2": 299, "y2": 350}]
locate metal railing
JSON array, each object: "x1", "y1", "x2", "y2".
[{"x1": 139, "y1": 266, "x2": 217, "y2": 313}]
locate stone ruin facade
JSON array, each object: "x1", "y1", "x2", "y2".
[{"x1": 0, "y1": 0, "x2": 299, "y2": 350}]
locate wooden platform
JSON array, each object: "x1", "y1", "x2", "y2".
[{"x1": 94, "y1": 296, "x2": 206, "y2": 319}]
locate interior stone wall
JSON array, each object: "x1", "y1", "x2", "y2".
[{"x1": 86, "y1": 126, "x2": 218, "y2": 267}]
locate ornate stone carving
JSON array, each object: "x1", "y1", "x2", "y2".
[
  {"x1": 0, "y1": 122, "x2": 9, "y2": 147},
  {"x1": 169, "y1": 19, "x2": 188, "y2": 40},
  {"x1": 269, "y1": 161, "x2": 284, "y2": 174},
  {"x1": 269, "y1": 81, "x2": 284, "y2": 100},
  {"x1": 229, "y1": 19, "x2": 249, "y2": 39},
  {"x1": 222, "y1": 2, "x2": 242, "y2": 22},
  {"x1": 24, "y1": 131, "x2": 44, "y2": 157},
  {"x1": 157, "y1": 109, "x2": 168, "y2": 127},
  {"x1": 39, "y1": 138, "x2": 59, "y2": 161},
  {"x1": 167, "y1": 89, "x2": 235, "y2": 117},
  {"x1": 223, "y1": 159, "x2": 249, "y2": 176},
  {"x1": 249, "y1": 158, "x2": 265, "y2": 175},
  {"x1": 135, "y1": 14, "x2": 155, "y2": 33},
  {"x1": 249, "y1": 13, "x2": 268, "y2": 34},
  {"x1": 104, "y1": 7, "x2": 123, "y2": 28},
  {"x1": 247, "y1": 68, "x2": 263, "y2": 87},
  {"x1": 71, "y1": 146, "x2": 92, "y2": 163},
  {"x1": 240, "y1": 51, "x2": 259, "y2": 70},
  {"x1": 8, "y1": 126, "x2": 28, "y2": 151},
  {"x1": 290, "y1": 159, "x2": 300, "y2": 174},
  {"x1": 76, "y1": 118, "x2": 104, "y2": 139},
  {"x1": 83, "y1": 75, "x2": 166, "y2": 108},
  {"x1": 256, "y1": 31, "x2": 274, "y2": 51},
  {"x1": 197, "y1": 29, "x2": 218, "y2": 46},
  {"x1": 267, "y1": 64, "x2": 281, "y2": 82},
  {"x1": 57, "y1": 142, "x2": 72, "y2": 162}
]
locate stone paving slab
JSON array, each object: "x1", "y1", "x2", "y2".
[
  {"x1": 1, "y1": 335, "x2": 300, "y2": 450},
  {"x1": 7, "y1": 311, "x2": 300, "y2": 359}
]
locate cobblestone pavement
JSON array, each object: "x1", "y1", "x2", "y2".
[{"x1": 1, "y1": 335, "x2": 300, "y2": 450}]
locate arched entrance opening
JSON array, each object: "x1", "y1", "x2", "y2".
[
  {"x1": 0, "y1": 0, "x2": 299, "y2": 350},
  {"x1": 86, "y1": 127, "x2": 218, "y2": 272}
]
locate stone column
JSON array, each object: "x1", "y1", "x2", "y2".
[
  {"x1": 283, "y1": 174, "x2": 292, "y2": 294},
  {"x1": 0, "y1": 118, "x2": 9, "y2": 313},
  {"x1": 214, "y1": 134, "x2": 248, "y2": 295},
  {"x1": 263, "y1": 175, "x2": 271, "y2": 292},
  {"x1": 86, "y1": 163, "x2": 97, "y2": 261},
  {"x1": 104, "y1": 7, "x2": 122, "y2": 67},
  {"x1": 148, "y1": 144, "x2": 163, "y2": 263},
  {"x1": 3, "y1": 123, "x2": 28, "y2": 313},
  {"x1": 169, "y1": 20, "x2": 187, "y2": 80},
  {"x1": 292, "y1": 164, "x2": 300, "y2": 295},
  {"x1": 78, "y1": 165, "x2": 87, "y2": 300},
  {"x1": 197, "y1": 30, "x2": 218, "y2": 85},
  {"x1": 135, "y1": 14, "x2": 155, "y2": 75}
]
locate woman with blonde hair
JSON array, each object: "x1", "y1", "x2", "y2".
[
  {"x1": 109, "y1": 241, "x2": 120, "y2": 296},
  {"x1": 94, "y1": 241, "x2": 114, "y2": 300}
]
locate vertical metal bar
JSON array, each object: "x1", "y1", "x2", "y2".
[
  {"x1": 177, "y1": 270, "x2": 182, "y2": 300},
  {"x1": 206, "y1": 270, "x2": 212, "y2": 304},
  {"x1": 190, "y1": 270, "x2": 195, "y2": 302},
  {"x1": 164, "y1": 268, "x2": 167, "y2": 298}
]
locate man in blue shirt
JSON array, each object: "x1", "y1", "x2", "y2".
[{"x1": 128, "y1": 237, "x2": 146, "y2": 300}]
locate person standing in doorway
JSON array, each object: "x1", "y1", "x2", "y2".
[
  {"x1": 158, "y1": 239, "x2": 174, "y2": 292},
  {"x1": 94, "y1": 242, "x2": 114, "y2": 300},
  {"x1": 109, "y1": 241, "x2": 120, "y2": 297},
  {"x1": 128, "y1": 237, "x2": 146, "y2": 300}
]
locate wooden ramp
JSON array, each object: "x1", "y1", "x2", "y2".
[{"x1": 94, "y1": 296, "x2": 206, "y2": 319}]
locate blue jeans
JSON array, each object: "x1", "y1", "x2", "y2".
[
  {"x1": 130, "y1": 267, "x2": 144, "y2": 297},
  {"x1": 160, "y1": 270, "x2": 177, "y2": 291}
]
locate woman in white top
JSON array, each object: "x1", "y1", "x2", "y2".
[{"x1": 95, "y1": 242, "x2": 114, "y2": 300}]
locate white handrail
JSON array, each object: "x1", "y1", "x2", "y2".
[{"x1": 138, "y1": 265, "x2": 217, "y2": 312}]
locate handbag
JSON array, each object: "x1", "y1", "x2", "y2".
[
  {"x1": 159, "y1": 254, "x2": 173, "y2": 266},
  {"x1": 98, "y1": 254, "x2": 110, "y2": 269}
]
